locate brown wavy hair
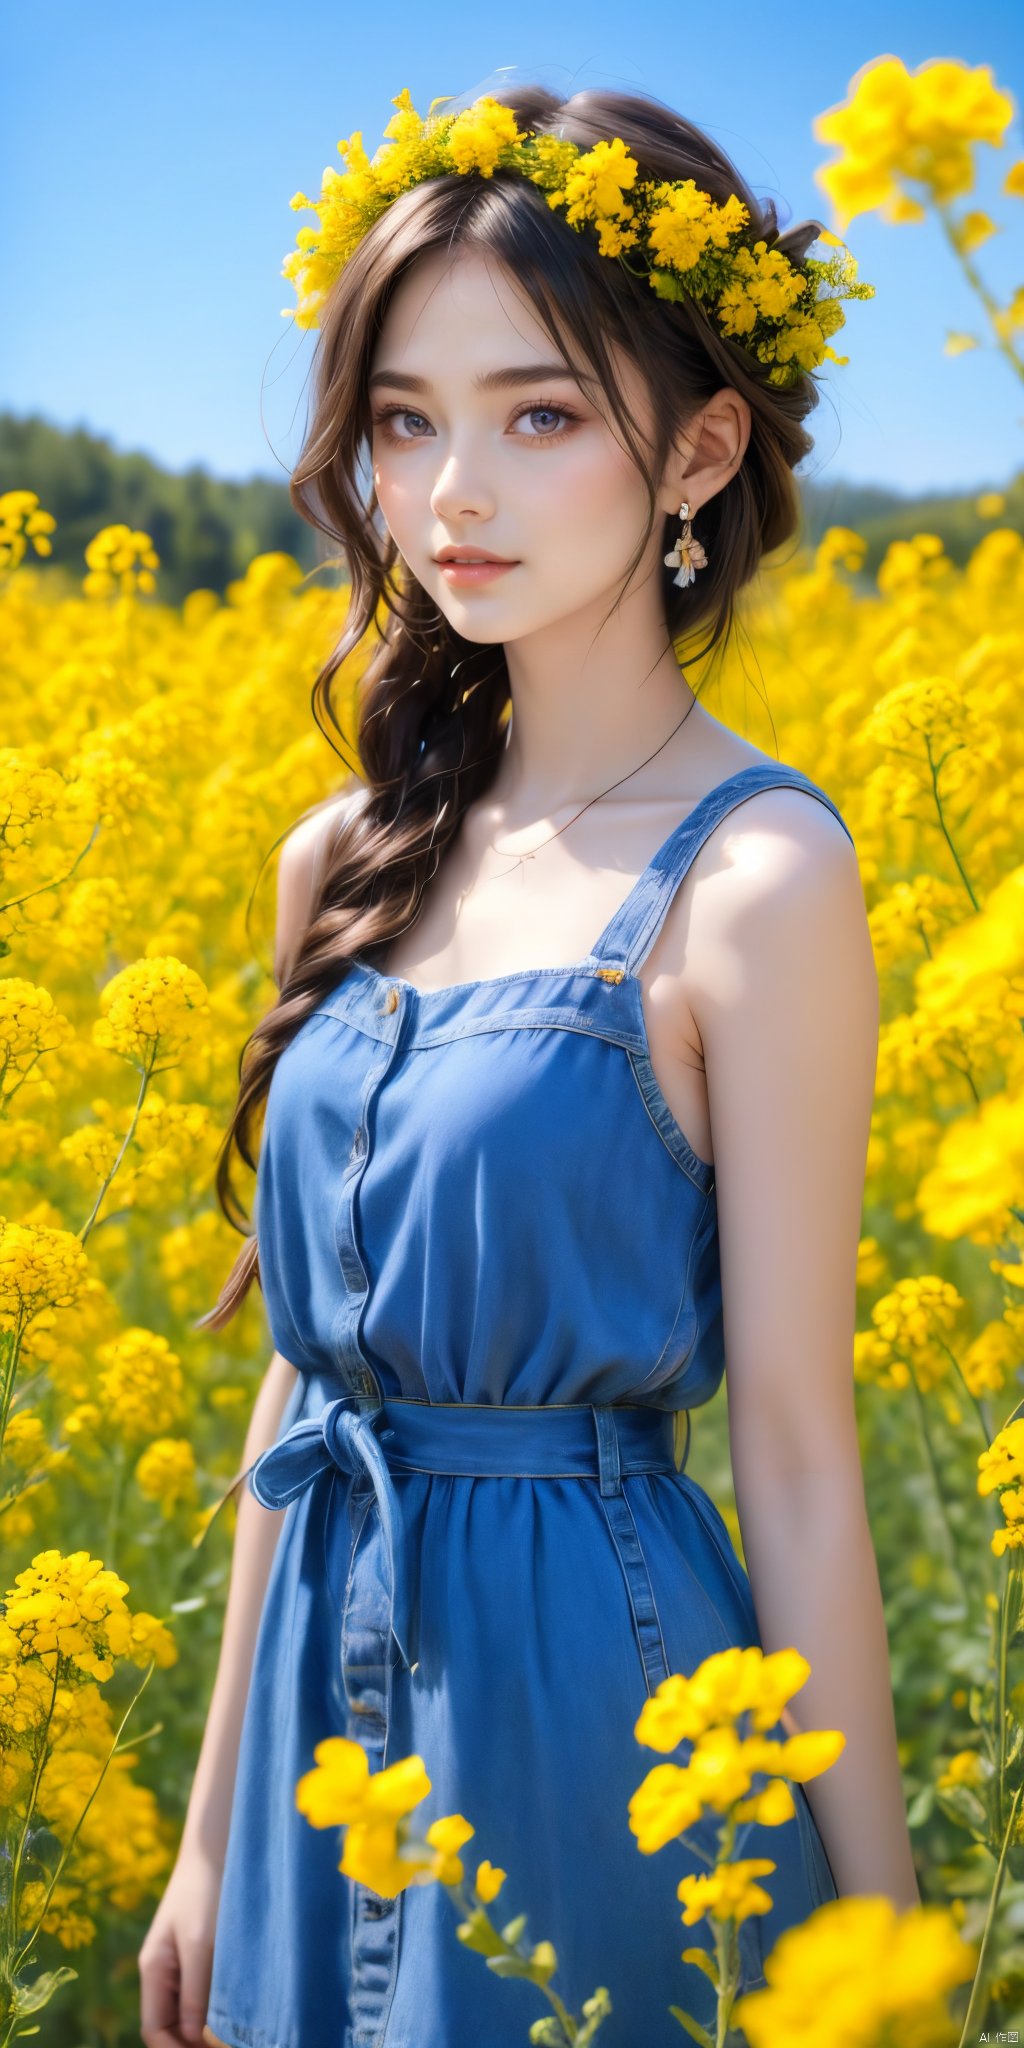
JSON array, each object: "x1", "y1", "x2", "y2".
[{"x1": 198, "y1": 81, "x2": 828, "y2": 1332}]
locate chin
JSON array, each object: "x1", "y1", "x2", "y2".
[{"x1": 435, "y1": 601, "x2": 530, "y2": 643}]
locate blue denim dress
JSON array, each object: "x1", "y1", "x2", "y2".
[{"x1": 206, "y1": 762, "x2": 852, "y2": 2048}]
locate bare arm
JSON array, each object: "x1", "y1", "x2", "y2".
[
  {"x1": 688, "y1": 788, "x2": 919, "y2": 1909},
  {"x1": 178, "y1": 1347, "x2": 299, "y2": 1862}
]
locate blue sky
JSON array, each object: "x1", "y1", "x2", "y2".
[{"x1": 4, "y1": 0, "x2": 1022, "y2": 496}]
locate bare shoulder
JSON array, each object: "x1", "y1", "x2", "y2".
[
  {"x1": 273, "y1": 781, "x2": 369, "y2": 988},
  {"x1": 651, "y1": 748, "x2": 867, "y2": 1059},
  {"x1": 684, "y1": 764, "x2": 870, "y2": 1028},
  {"x1": 699, "y1": 766, "x2": 858, "y2": 900}
]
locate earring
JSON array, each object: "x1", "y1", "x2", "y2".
[{"x1": 664, "y1": 501, "x2": 708, "y2": 589}]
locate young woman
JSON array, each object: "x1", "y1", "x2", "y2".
[{"x1": 139, "y1": 81, "x2": 918, "y2": 2048}]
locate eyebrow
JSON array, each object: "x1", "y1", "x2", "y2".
[{"x1": 367, "y1": 362, "x2": 588, "y2": 394}]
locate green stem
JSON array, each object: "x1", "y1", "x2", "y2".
[
  {"x1": 948, "y1": 1056, "x2": 981, "y2": 1106},
  {"x1": 903, "y1": 1357, "x2": 973, "y2": 1610},
  {"x1": 104, "y1": 1441, "x2": 129, "y2": 1573},
  {"x1": 927, "y1": 739, "x2": 979, "y2": 912},
  {"x1": 10, "y1": 1661, "x2": 154, "y2": 1974},
  {"x1": 713, "y1": 1918, "x2": 740, "y2": 2048},
  {"x1": 937, "y1": 1339, "x2": 992, "y2": 1450},
  {"x1": 996, "y1": 1392, "x2": 1024, "y2": 1437},
  {"x1": 957, "y1": 1777, "x2": 1024, "y2": 2046},
  {"x1": 6, "y1": 1659, "x2": 61, "y2": 1952},
  {"x1": 0, "y1": 1322, "x2": 25, "y2": 1456},
  {"x1": 934, "y1": 202, "x2": 1024, "y2": 384},
  {"x1": 993, "y1": 1556, "x2": 1023, "y2": 1835},
  {"x1": 0, "y1": 824, "x2": 101, "y2": 917},
  {"x1": 76, "y1": 1049, "x2": 156, "y2": 1246}
]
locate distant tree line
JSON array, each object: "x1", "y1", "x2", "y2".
[{"x1": 2, "y1": 409, "x2": 1020, "y2": 605}]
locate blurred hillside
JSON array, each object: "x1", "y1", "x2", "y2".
[{"x1": 3, "y1": 409, "x2": 1021, "y2": 605}]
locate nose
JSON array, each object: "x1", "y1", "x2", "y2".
[{"x1": 429, "y1": 443, "x2": 497, "y2": 525}]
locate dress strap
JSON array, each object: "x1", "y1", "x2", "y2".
[{"x1": 586, "y1": 763, "x2": 855, "y2": 978}]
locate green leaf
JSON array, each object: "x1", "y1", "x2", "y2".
[
  {"x1": 454, "y1": 1909, "x2": 506, "y2": 1957},
  {"x1": 528, "y1": 1938, "x2": 558, "y2": 1985},
  {"x1": 486, "y1": 1954, "x2": 534, "y2": 1980},
  {"x1": 905, "y1": 1785, "x2": 936, "y2": 1827},
  {"x1": 648, "y1": 268, "x2": 685, "y2": 303},
  {"x1": 668, "y1": 2008, "x2": 714, "y2": 2047},
  {"x1": 578, "y1": 1986, "x2": 613, "y2": 2044},
  {"x1": 11, "y1": 1969, "x2": 79, "y2": 2016},
  {"x1": 501, "y1": 1912, "x2": 528, "y2": 1944},
  {"x1": 528, "y1": 2019, "x2": 572, "y2": 2046}
]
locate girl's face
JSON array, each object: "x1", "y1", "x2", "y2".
[{"x1": 368, "y1": 249, "x2": 676, "y2": 645}]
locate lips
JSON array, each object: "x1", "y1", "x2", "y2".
[{"x1": 434, "y1": 547, "x2": 518, "y2": 565}]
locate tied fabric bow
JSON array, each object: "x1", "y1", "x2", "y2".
[{"x1": 247, "y1": 1395, "x2": 417, "y2": 1673}]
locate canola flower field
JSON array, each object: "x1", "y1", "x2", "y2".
[{"x1": 3, "y1": 46, "x2": 1024, "y2": 2048}]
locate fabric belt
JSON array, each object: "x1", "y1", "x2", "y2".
[{"x1": 246, "y1": 1395, "x2": 688, "y2": 1693}]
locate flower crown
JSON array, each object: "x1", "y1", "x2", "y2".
[{"x1": 283, "y1": 89, "x2": 874, "y2": 389}]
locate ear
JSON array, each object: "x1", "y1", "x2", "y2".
[{"x1": 658, "y1": 386, "x2": 753, "y2": 519}]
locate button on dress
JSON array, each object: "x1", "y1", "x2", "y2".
[{"x1": 206, "y1": 762, "x2": 852, "y2": 2048}]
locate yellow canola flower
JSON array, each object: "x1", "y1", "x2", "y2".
[
  {"x1": 280, "y1": 86, "x2": 871, "y2": 381},
  {"x1": 474, "y1": 1858, "x2": 506, "y2": 1903},
  {"x1": 743, "y1": 1730, "x2": 847, "y2": 1783},
  {"x1": 547, "y1": 137, "x2": 640, "y2": 257},
  {"x1": 295, "y1": 1734, "x2": 477, "y2": 1896},
  {"x1": 717, "y1": 242, "x2": 808, "y2": 334},
  {"x1": 917, "y1": 1091, "x2": 1024, "y2": 1245},
  {"x1": 338, "y1": 1817, "x2": 434, "y2": 1895},
  {"x1": 915, "y1": 864, "x2": 1024, "y2": 1013},
  {"x1": 977, "y1": 1418, "x2": 1024, "y2": 1557},
  {"x1": 630, "y1": 1756, "x2": 720, "y2": 1854},
  {"x1": 864, "y1": 672, "x2": 966, "y2": 753},
  {"x1": 0, "y1": 978, "x2": 74, "y2": 1102},
  {"x1": 97, "y1": 1327, "x2": 186, "y2": 1444},
  {"x1": 960, "y1": 1318, "x2": 1019, "y2": 1399},
  {"x1": 732, "y1": 1777, "x2": 797, "y2": 1828},
  {"x1": 677, "y1": 1856, "x2": 778, "y2": 1929},
  {"x1": 0, "y1": 752, "x2": 69, "y2": 855},
  {"x1": 814, "y1": 55, "x2": 1016, "y2": 230},
  {"x1": 3, "y1": 1408, "x2": 51, "y2": 1470},
  {"x1": 732, "y1": 1894, "x2": 977, "y2": 2047},
  {"x1": 635, "y1": 1645, "x2": 816, "y2": 1751},
  {"x1": 0, "y1": 489, "x2": 57, "y2": 570},
  {"x1": 92, "y1": 956, "x2": 211, "y2": 1069},
  {"x1": 0, "y1": 1215, "x2": 90, "y2": 1331},
  {"x1": 444, "y1": 96, "x2": 524, "y2": 177},
  {"x1": 978, "y1": 1417, "x2": 1024, "y2": 1494},
  {"x1": 953, "y1": 208, "x2": 998, "y2": 253},
  {"x1": 0, "y1": 1548, "x2": 176, "y2": 1681},
  {"x1": 646, "y1": 182, "x2": 750, "y2": 272},
  {"x1": 990, "y1": 1486, "x2": 1024, "y2": 1558},
  {"x1": 134, "y1": 1436, "x2": 198, "y2": 1516},
  {"x1": 816, "y1": 525, "x2": 868, "y2": 575},
  {"x1": 296, "y1": 1735, "x2": 429, "y2": 1895},
  {"x1": 297, "y1": 1735, "x2": 431, "y2": 1827},
  {"x1": 83, "y1": 522, "x2": 160, "y2": 599},
  {"x1": 868, "y1": 1275, "x2": 965, "y2": 1356},
  {"x1": 424, "y1": 1811, "x2": 475, "y2": 1885},
  {"x1": 629, "y1": 1722, "x2": 844, "y2": 1855},
  {"x1": 936, "y1": 1748, "x2": 985, "y2": 1792}
]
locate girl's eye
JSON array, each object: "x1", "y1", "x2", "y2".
[
  {"x1": 372, "y1": 399, "x2": 581, "y2": 445},
  {"x1": 373, "y1": 408, "x2": 433, "y2": 440},
  {"x1": 510, "y1": 402, "x2": 579, "y2": 440}
]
